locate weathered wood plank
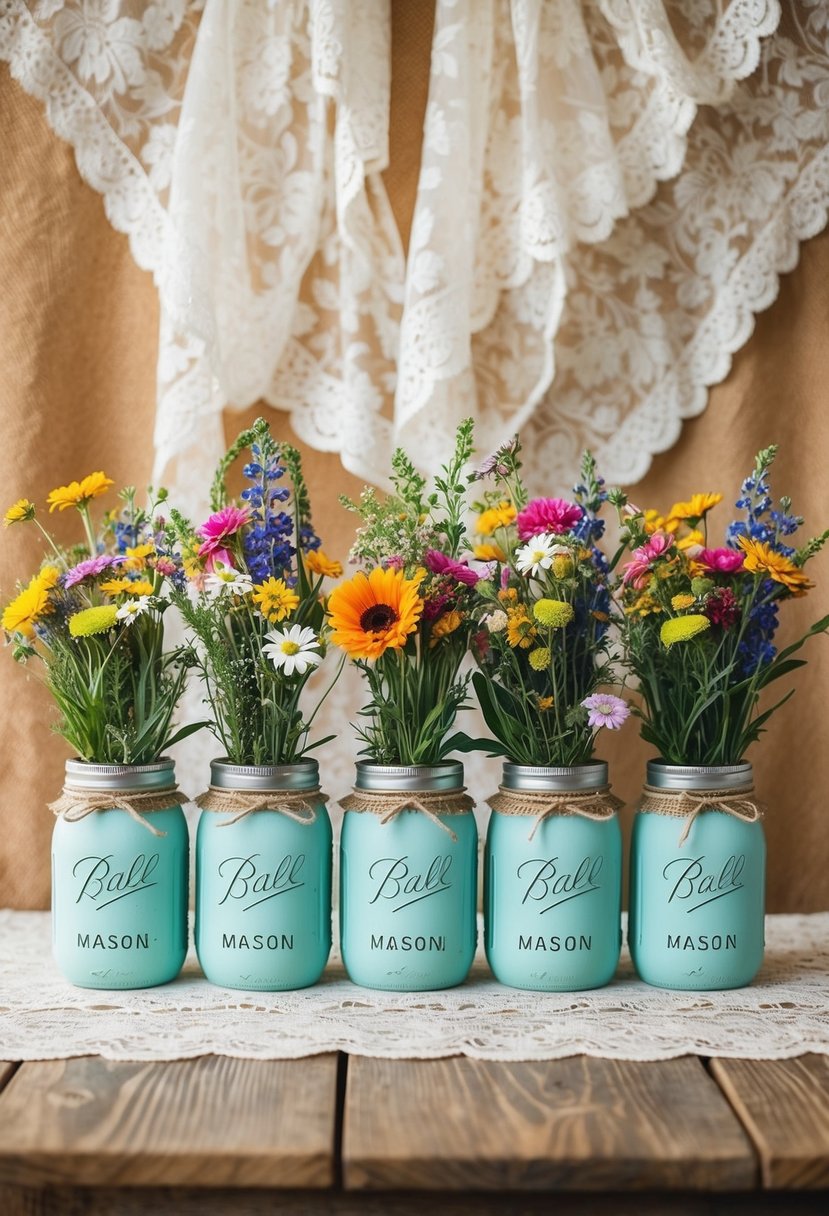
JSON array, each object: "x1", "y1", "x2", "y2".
[
  {"x1": 343, "y1": 1055, "x2": 757, "y2": 1191},
  {"x1": 0, "y1": 1055, "x2": 338, "y2": 1189},
  {"x1": 711, "y1": 1055, "x2": 829, "y2": 1189},
  {"x1": 1, "y1": 1191, "x2": 826, "y2": 1216}
]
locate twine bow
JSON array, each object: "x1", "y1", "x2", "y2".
[
  {"x1": 488, "y1": 786, "x2": 624, "y2": 841},
  {"x1": 196, "y1": 787, "x2": 327, "y2": 827},
  {"x1": 639, "y1": 784, "x2": 765, "y2": 847},
  {"x1": 339, "y1": 788, "x2": 475, "y2": 843},
  {"x1": 49, "y1": 785, "x2": 186, "y2": 837}
]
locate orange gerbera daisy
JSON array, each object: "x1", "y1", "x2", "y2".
[
  {"x1": 737, "y1": 536, "x2": 813, "y2": 596},
  {"x1": 327, "y1": 567, "x2": 424, "y2": 660}
]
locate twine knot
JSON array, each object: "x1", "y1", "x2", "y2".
[
  {"x1": 339, "y1": 788, "x2": 475, "y2": 843},
  {"x1": 195, "y1": 787, "x2": 328, "y2": 827},
  {"x1": 639, "y1": 784, "x2": 765, "y2": 846},
  {"x1": 49, "y1": 785, "x2": 186, "y2": 837},
  {"x1": 487, "y1": 786, "x2": 624, "y2": 841}
]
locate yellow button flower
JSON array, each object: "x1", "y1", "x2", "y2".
[{"x1": 660, "y1": 614, "x2": 711, "y2": 646}]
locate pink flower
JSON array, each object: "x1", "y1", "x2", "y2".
[
  {"x1": 384, "y1": 555, "x2": 404, "y2": 570},
  {"x1": 582, "y1": 694, "x2": 630, "y2": 731},
  {"x1": 202, "y1": 547, "x2": 236, "y2": 574},
  {"x1": 516, "y1": 498, "x2": 584, "y2": 541},
  {"x1": 425, "y1": 549, "x2": 479, "y2": 586},
  {"x1": 621, "y1": 531, "x2": 674, "y2": 589},
  {"x1": 63, "y1": 554, "x2": 125, "y2": 588},
  {"x1": 423, "y1": 592, "x2": 451, "y2": 621},
  {"x1": 696, "y1": 547, "x2": 745, "y2": 574},
  {"x1": 196, "y1": 505, "x2": 250, "y2": 561},
  {"x1": 151, "y1": 556, "x2": 177, "y2": 577}
]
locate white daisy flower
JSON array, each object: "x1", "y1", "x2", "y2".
[
  {"x1": 262, "y1": 624, "x2": 322, "y2": 677},
  {"x1": 116, "y1": 598, "x2": 151, "y2": 625},
  {"x1": 515, "y1": 534, "x2": 568, "y2": 576},
  {"x1": 204, "y1": 564, "x2": 254, "y2": 598}
]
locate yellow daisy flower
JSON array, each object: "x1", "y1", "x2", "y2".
[
  {"x1": 122, "y1": 542, "x2": 156, "y2": 572},
  {"x1": 47, "y1": 472, "x2": 113, "y2": 512},
  {"x1": 251, "y1": 577, "x2": 301, "y2": 623},
  {"x1": 474, "y1": 542, "x2": 506, "y2": 562},
  {"x1": 737, "y1": 536, "x2": 813, "y2": 596},
  {"x1": 100, "y1": 577, "x2": 136, "y2": 596},
  {"x1": 305, "y1": 549, "x2": 343, "y2": 579},
  {"x1": 477, "y1": 500, "x2": 516, "y2": 536},
  {"x1": 665, "y1": 493, "x2": 723, "y2": 531},
  {"x1": 2, "y1": 577, "x2": 51, "y2": 637},
  {"x1": 429, "y1": 609, "x2": 463, "y2": 647},
  {"x1": 506, "y1": 607, "x2": 536, "y2": 649},
  {"x1": 3, "y1": 498, "x2": 35, "y2": 526},
  {"x1": 536, "y1": 695, "x2": 554, "y2": 712},
  {"x1": 671, "y1": 593, "x2": 696, "y2": 611}
]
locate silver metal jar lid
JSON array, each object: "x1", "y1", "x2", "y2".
[
  {"x1": 354, "y1": 761, "x2": 464, "y2": 792},
  {"x1": 209, "y1": 759, "x2": 320, "y2": 791},
  {"x1": 64, "y1": 757, "x2": 175, "y2": 791},
  {"x1": 502, "y1": 761, "x2": 608, "y2": 792},
  {"x1": 646, "y1": 761, "x2": 753, "y2": 791}
]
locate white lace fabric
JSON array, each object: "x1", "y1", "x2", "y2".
[
  {"x1": 1, "y1": 909, "x2": 827, "y2": 1062},
  {"x1": 4, "y1": 2, "x2": 829, "y2": 495}
]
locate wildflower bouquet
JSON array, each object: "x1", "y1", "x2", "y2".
[
  {"x1": 613, "y1": 446, "x2": 829, "y2": 765},
  {"x1": 468, "y1": 443, "x2": 628, "y2": 765},
  {"x1": 327, "y1": 419, "x2": 479, "y2": 765},
  {"x1": 2, "y1": 475, "x2": 198, "y2": 763},
  {"x1": 167, "y1": 418, "x2": 343, "y2": 765}
]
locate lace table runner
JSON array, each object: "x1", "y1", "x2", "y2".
[{"x1": 1, "y1": 910, "x2": 827, "y2": 1063}]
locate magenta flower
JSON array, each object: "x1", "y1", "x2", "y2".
[
  {"x1": 516, "y1": 498, "x2": 584, "y2": 541},
  {"x1": 696, "y1": 547, "x2": 745, "y2": 574},
  {"x1": 196, "y1": 505, "x2": 250, "y2": 561},
  {"x1": 423, "y1": 592, "x2": 451, "y2": 621},
  {"x1": 425, "y1": 549, "x2": 479, "y2": 586},
  {"x1": 582, "y1": 694, "x2": 630, "y2": 731},
  {"x1": 621, "y1": 530, "x2": 674, "y2": 589},
  {"x1": 63, "y1": 554, "x2": 125, "y2": 588}
]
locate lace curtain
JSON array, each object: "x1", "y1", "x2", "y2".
[{"x1": 3, "y1": 1, "x2": 829, "y2": 497}]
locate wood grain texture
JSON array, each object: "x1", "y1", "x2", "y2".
[
  {"x1": 0, "y1": 1055, "x2": 338, "y2": 1189},
  {"x1": 2, "y1": 1191, "x2": 827, "y2": 1216},
  {"x1": 343, "y1": 1055, "x2": 757, "y2": 1191},
  {"x1": 711, "y1": 1055, "x2": 829, "y2": 1189}
]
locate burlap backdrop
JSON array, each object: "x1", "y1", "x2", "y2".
[{"x1": 1, "y1": 2, "x2": 827, "y2": 910}]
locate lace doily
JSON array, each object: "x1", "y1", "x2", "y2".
[
  {"x1": 5, "y1": 1, "x2": 829, "y2": 494},
  {"x1": 2, "y1": 909, "x2": 827, "y2": 1062}
]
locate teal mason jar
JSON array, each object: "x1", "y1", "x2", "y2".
[
  {"x1": 51, "y1": 758, "x2": 189, "y2": 989},
  {"x1": 629, "y1": 761, "x2": 766, "y2": 990},
  {"x1": 340, "y1": 761, "x2": 478, "y2": 991},
  {"x1": 485, "y1": 762, "x2": 622, "y2": 991},
  {"x1": 195, "y1": 759, "x2": 332, "y2": 990}
]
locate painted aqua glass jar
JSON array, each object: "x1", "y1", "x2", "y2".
[
  {"x1": 340, "y1": 761, "x2": 477, "y2": 991},
  {"x1": 629, "y1": 761, "x2": 765, "y2": 991},
  {"x1": 51, "y1": 758, "x2": 189, "y2": 990},
  {"x1": 196, "y1": 759, "x2": 332, "y2": 991},
  {"x1": 485, "y1": 762, "x2": 622, "y2": 991}
]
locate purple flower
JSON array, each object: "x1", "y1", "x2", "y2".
[
  {"x1": 581, "y1": 694, "x2": 630, "y2": 731},
  {"x1": 63, "y1": 554, "x2": 125, "y2": 588},
  {"x1": 425, "y1": 549, "x2": 479, "y2": 586}
]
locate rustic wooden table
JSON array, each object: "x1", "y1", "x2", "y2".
[{"x1": 0, "y1": 1052, "x2": 828, "y2": 1213}]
